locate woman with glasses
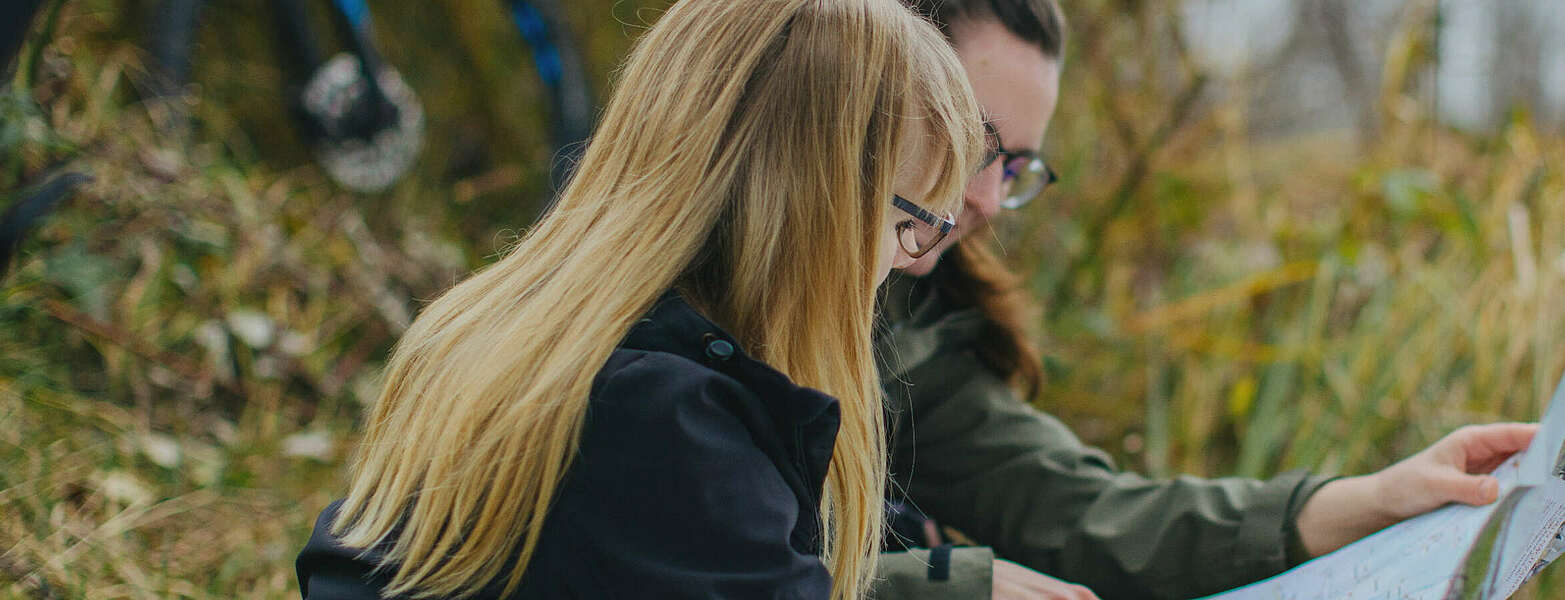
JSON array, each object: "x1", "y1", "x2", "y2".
[
  {"x1": 877, "y1": 1, "x2": 1536, "y2": 599},
  {"x1": 294, "y1": 1, "x2": 984, "y2": 598}
]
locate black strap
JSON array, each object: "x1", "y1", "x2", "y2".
[
  {"x1": 927, "y1": 544, "x2": 953, "y2": 582},
  {"x1": 0, "y1": 173, "x2": 90, "y2": 275}
]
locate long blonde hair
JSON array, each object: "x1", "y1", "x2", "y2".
[{"x1": 330, "y1": 1, "x2": 983, "y2": 598}]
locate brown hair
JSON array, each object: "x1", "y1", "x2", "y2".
[
  {"x1": 932, "y1": 241, "x2": 1045, "y2": 398},
  {"x1": 905, "y1": 0, "x2": 1066, "y2": 58},
  {"x1": 903, "y1": 0, "x2": 1065, "y2": 398}
]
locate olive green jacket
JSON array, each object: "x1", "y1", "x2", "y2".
[{"x1": 870, "y1": 274, "x2": 1334, "y2": 599}]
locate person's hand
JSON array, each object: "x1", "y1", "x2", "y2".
[
  {"x1": 1296, "y1": 422, "x2": 1538, "y2": 557},
  {"x1": 993, "y1": 559, "x2": 1098, "y2": 599}
]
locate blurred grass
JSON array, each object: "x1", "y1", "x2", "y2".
[{"x1": 4, "y1": 0, "x2": 1565, "y2": 598}]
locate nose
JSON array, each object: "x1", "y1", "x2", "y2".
[{"x1": 964, "y1": 161, "x2": 1006, "y2": 224}]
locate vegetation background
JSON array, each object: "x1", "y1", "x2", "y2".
[{"x1": 3, "y1": 0, "x2": 1563, "y2": 597}]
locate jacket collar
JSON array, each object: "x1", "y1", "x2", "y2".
[
  {"x1": 621, "y1": 291, "x2": 840, "y2": 430},
  {"x1": 622, "y1": 292, "x2": 740, "y2": 362},
  {"x1": 876, "y1": 270, "x2": 985, "y2": 379}
]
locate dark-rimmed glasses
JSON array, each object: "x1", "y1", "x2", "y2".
[
  {"x1": 891, "y1": 195, "x2": 955, "y2": 258},
  {"x1": 980, "y1": 121, "x2": 1059, "y2": 209}
]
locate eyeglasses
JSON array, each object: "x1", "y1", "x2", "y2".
[
  {"x1": 980, "y1": 121, "x2": 1059, "y2": 209},
  {"x1": 890, "y1": 195, "x2": 955, "y2": 258}
]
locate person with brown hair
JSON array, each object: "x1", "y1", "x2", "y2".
[{"x1": 873, "y1": 1, "x2": 1538, "y2": 598}]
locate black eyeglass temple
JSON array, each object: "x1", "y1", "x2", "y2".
[{"x1": 891, "y1": 194, "x2": 942, "y2": 228}]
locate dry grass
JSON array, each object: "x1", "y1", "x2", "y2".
[
  {"x1": 1015, "y1": 5, "x2": 1565, "y2": 597},
  {"x1": 2, "y1": 5, "x2": 470, "y2": 597},
  {"x1": 4, "y1": 1, "x2": 1565, "y2": 598}
]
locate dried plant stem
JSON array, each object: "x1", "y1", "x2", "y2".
[
  {"x1": 1046, "y1": 72, "x2": 1211, "y2": 318},
  {"x1": 40, "y1": 299, "x2": 213, "y2": 390}
]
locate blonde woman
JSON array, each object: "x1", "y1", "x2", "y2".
[{"x1": 295, "y1": 0, "x2": 984, "y2": 598}]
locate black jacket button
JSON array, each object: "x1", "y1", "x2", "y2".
[{"x1": 705, "y1": 339, "x2": 735, "y2": 361}]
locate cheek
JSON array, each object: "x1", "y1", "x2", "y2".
[
  {"x1": 876, "y1": 225, "x2": 897, "y2": 270},
  {"x1": 960, "y1": 166, "x2": 1006, "y2": 229}
]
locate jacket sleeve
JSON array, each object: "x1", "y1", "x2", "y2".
[
  {"x1": 873, "y1": 546, "x2": 993, "y2": 598},
  {"x1": 886, "y1": 347, "x2": 1334, "y2": 600},
  {"x1": 296, "y1": 501, "x2": 392, "y2": 600},
  {"x1": 557, "y1": 352, "x2": 834, "y2": 599}
]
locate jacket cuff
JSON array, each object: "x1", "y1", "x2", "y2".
[
  {"x1": 1283, "y1": 473, "x2": 1342, "y2": 566},
  {"x1": 874, "y1": 546, "x2": 994, "y2": 598},
  {"x1": 1234, "y1": 470, "x2": 1334, "y2": 577}
]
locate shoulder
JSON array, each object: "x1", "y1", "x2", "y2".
[
  {"x1": 296, "y1": 500, "x2": 394, "y2": 600},
  {"x1": 555, "y1": 351, "x2": 834, "y2": 594},
  {"x1": 574, "y1": 347, "x2": 823, "y2": 518},
  {"x1": 590, "y1": 348, "x2": 762, "y2": 433},
  {"x1": 597, "y1": 347, "x2": 747, "y2": 397},
  {"x1": 581, "y1": 348, "x2": 797, "y2": 492}
]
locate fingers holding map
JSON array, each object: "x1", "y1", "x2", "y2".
[{"x1": 1203, "y1": 372, "x2": 1565, "y2": 600}]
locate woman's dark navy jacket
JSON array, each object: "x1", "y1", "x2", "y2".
[{"x1": 296, "y1": 294, "x2": 841, "y2": 598}]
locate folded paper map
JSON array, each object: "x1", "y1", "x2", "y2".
[{"x1": 1202, "y1": 372, "x2": 1565, "y2": 600}]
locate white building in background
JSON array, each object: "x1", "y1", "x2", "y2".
[
  {"x1": 1435, "y1": 0, "x2": 1498, "y2": 131},
  {"x1": 1178, "y1": 0, "x2": 1296, "y2": 77},
  {"x1": 1178, "y1": 0, "x2": 1565, "y2": 135}
]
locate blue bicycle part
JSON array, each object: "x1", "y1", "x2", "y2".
[{"x1": 507, "y1": 0, "x2": 594, "y2": 192}]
